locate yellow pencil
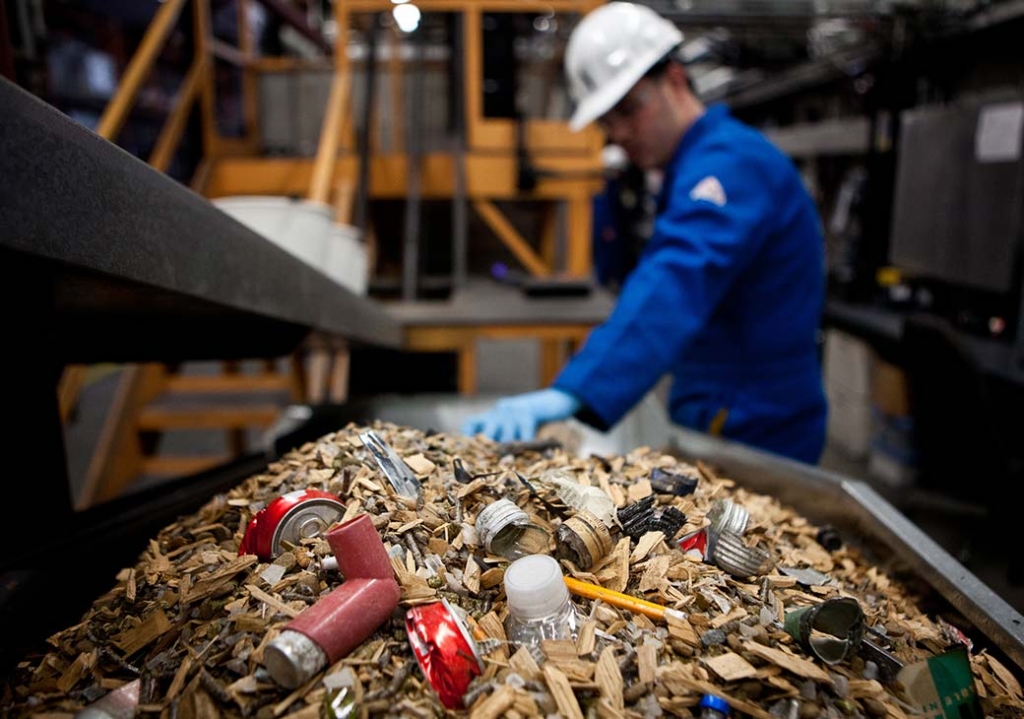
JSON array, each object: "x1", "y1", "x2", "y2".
[{"x1": 564, "y1": 576, "x2": 686, "y2": 622}]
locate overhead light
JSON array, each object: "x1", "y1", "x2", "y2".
[{"x1": 393, "y1": 3, "x2": 421, "y2": 32}]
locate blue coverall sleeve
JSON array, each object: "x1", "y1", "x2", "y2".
[{"x1": 553, "y1": 147, "x2": 776, "y2": 429}]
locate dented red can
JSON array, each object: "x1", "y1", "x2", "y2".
[
  {"x1": 678, "y1": 526, "x2": 710, "y2": 561},
  {"x1": 238, "y1": 489, "x2": 345, "y2": 561},
  {"x1": 405, "y1": 599, "x2": 483, "y2": 709}
]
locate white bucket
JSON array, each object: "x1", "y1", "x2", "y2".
[
  {"x1": 213, "y1": 196, "x2": 332, "y2": 271},
  {"x1": 325, "y1": 223, "x2": 369, "y2": 296}
]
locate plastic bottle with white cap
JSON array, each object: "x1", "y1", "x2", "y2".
[{"x1": 503, "y1": 554, "x2": 583, "y2": 661}]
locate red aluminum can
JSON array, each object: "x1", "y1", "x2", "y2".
[
  {"x1": 405, "y1": 599, "x2": 484, "y2": 709},
  {"x1": 678, "y1": 526, "x2": 710, "y2": 561},
  {"x1": 238, "y1": 489, "x2": 345, "y2": 561}
]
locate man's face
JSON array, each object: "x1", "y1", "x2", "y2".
[{"x1": 597, "y1": 75, "x2": 682, "y2": 170}]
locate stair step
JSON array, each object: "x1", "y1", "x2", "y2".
[
  {"x1": 166, "y1": 374, "x2": 294, "y2": 393},
  {"x1": 137, "y1": 405, "x2": 282, "y2": 430},
  {"x1": 142, "y1": 455, "x2": 231, "y2": 478}
]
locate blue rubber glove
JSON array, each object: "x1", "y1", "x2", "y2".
[{"x1": 461, "y1": 389, "x2": 582, "y2": 442}]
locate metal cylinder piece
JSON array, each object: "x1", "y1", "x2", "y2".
[
  {"x1": 476, "y1": 499, "x2": 550, "y2": 560},
  {"x1": 710, "y1": 530, "x2": 774, "y2": 578},
  {"x1": 706, "y1": 498, "x2": 750, "y2": 539},
  {"x1": 238, "y1": 489, "x2": 345, "y2": 561},
  {"x1": 555, "y1": 510, "x2": 613, "y2": 571},
  {"x1": 263, "y1": 629, "x2": 329, "y2": 689},
  {"x1": 784, "y1": 597, "x2": 866, "y2": 665}
]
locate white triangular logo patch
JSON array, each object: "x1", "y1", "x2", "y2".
[{"x1": 689, "y1": 176, "x2": 727, "y2": 206}]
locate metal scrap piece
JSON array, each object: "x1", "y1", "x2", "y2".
[{"x1": 359, "y1": 430, "x2": 422, "y2": 499}]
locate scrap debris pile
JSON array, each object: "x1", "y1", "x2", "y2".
[{"x1": 6, "y1": 421, "x2": 1023, "y2": 718}]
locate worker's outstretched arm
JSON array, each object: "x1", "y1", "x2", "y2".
[{"x1": 461, "y1": 388, "x2": 582, "y2": 441}]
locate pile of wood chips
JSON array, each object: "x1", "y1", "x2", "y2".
[{"x1": 5, "y1": 421, "x2": 1024, "y2": 718}]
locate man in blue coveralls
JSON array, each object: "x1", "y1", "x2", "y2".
[{"x1": 462, "y1": 1, "x2": 828, "y2": 464}]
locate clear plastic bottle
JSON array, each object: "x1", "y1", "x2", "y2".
[
  {"x1": 503, "y1": 555, "x2": 582, "y2": 662},
  {"x1": 698, "y1": 693, "x2": 731, "y2": 719}
]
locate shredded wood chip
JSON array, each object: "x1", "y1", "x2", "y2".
[
  {"x1": 743, "y1": 642, "x2": 831, "y2": 681},
  {"x1": 113, "y1": 608, "x2": 172, "y2": 657},
  {"x1": 542, "y1": 664, "x2": 584, "y2": 719},
  {"x1": 703, "y1": 651, "x2": 758, "y2": 681},
  {"x1": 469, "y1": 685, "x2": 516, "y2": 719},
  {"x1": 404, "y1": 453, "x2": 436, "y2": 476},
  {"x1": 633, "y1": 643, "x2": 656, "y2": 685},
  {"x1": 595, "y1": 646, "x2": 623, "y2": 710},
  {"x1": 5, "y1": 420, "x2": 1018, "y2": 718}
]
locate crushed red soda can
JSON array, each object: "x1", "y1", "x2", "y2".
[
  {"x1": 938, "y1": 616, "x2": 974, "y2": 652},
  {"x1": 405, "y1": 598, "x2": 484, "y2": 709},
  {"x1": 238, "y1": 489, "x2": 345, "y2": 561},
  {"x1": 678, "y1": 526, "x2": 710, "y2": 561}
]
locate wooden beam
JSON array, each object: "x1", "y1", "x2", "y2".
[
  {"x1": 540, "y1": 340, "x2": 567, "y2": 387},
  {"x1": 190, "y1": 157, "x2": 213, "y2": 194},
  {"x1": 148, "y1": 56, "x2": 206, "y2": 173},
  {"x1": 57, "y1": 366, "x2": 87, "y2": 423},
  {"x1": 237, "y1": 0, "x2": 260, "y2": 147},
  {"x1": 204, "y1": 154, "x2": 603, "y2": 199},
  {"x1": 305, "y1": 348, "x2": 332, "y2": 404},
  {"x1": 463, "y1": 3, "x2": 483, "y2": 151},
  {"x1": 209, "y1": 38, "x2": 247, "y2": 66},
  {"x1": 249, "y1": 57, "x2": 333, "y2": 72},
  {"x1": 334, "y1": 179, "x2": 356, "y2": 223},
  {"x1": 401, "y1": 323, "x2": 596, "y2": 397},
  {"x1": 165, "y1": 374, "x2": 294, "y2": 393},
  {"x1": 308, "y1": 72, "x2": 352, "y2": 204},
  {"x1": 96, "y1": 0, "x2": 188, "y2": 141},
  {"x1": 193, "y1": 0, "x2": 218, "y2": 156},
  {"x1": 565, "y1": 191, "x2": 593, "y2": 278},
  {"x1": 141, "y1": 455, "x2": 230, "y2": 478},
  {"x1": 472, "y1": 199, "x2": 550, "y2": 277},
  {"x1": 136, "y1": 404, "x2": 281, "y2": 430},
  {"x1": 388, "y1": 24, "x2": 405, "y2": 154},
  {"x1": 402, "y1": 324, "x2": 593, "y2": 347},
  {"x1": 78, "y1": 363, "x2": 169, "y2": 509},
  {"x1": 458, "y1": 342, "x2": 478, "y2": 395},
  {"x1": 328, "y1": 347, "x2": 351, "y2": 403}
]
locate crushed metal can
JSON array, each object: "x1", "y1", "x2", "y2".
[
  {"x1": 710, "y1": 530, "x2": 775, "y2": 578},
  {"x1": 406, "y1": 598, "x2": 484, "y2": 710},
  {"x1": 238, "y1": 489, "x2": 345, "y2": 561},
  {"x1": 678, "y1": 526, "x2": 710, "y2": 561},
  {"x1": 649, "y1": 467, "x2": 699, "y2": 497},
  {"x1": 784, "y1": 596, "x2": 866, "y2": 665},
  {"x1": 706, "y1": 498, "x2": 750, "y2": 538},
  {"x1": 475, "y1": 498, "x2": 551, "y2": 560},
  {"x1": 555, "y1": 509, "x2": 613, "y2": 571}
]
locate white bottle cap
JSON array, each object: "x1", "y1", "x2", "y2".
[{"x1": 504, "y1": 555, "x2": 570, "y2": 621}]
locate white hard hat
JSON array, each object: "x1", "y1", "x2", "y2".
[{"x1": 565, "y1": 2, "x2": 683, "y2": 132}]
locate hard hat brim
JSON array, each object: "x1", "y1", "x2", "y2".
[{"x1": 567, "y1": 41, "x2": 681, "y2": 132}]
